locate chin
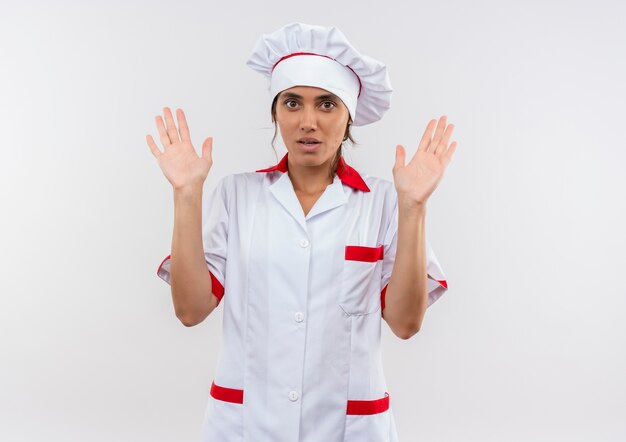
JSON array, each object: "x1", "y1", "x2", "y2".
[{"x1": 290, "y1": 149, "x2": 331, "y2": 165}]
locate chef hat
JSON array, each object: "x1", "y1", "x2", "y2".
[{"x1": 245, "y1": 22, "x2": 393, "y2": 126}]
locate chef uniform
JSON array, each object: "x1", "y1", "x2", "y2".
[{"x1": 156, "y1": 22, "x2": 449, "y2": 442}]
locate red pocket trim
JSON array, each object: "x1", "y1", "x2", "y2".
[
  {"x1": 345, "y1": 245, "x2": 384, "y2": 262},
  {"x1": 210, "y1": 381, "x2": 244, "y2": 404},
  {"x1": 210, "y1": 381, "x2": 389, "y2": 415},
  {"x1": 346, "y1": 392, "x2": 390, "y2": 415}
]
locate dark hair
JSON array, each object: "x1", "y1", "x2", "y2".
[{"x1": 270, "y1": 94, "x2": 358, "y2": 180}]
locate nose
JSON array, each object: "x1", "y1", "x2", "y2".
[{"x1": 299, "y1": 106, "x2": 317, "y2": 131}]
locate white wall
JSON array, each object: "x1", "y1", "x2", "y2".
[{"x1": 1, "y1": 0, "x2": 624, "y2": 440}]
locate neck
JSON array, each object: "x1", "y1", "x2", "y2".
[{"x1": 287, "y1": 156, "x2": 335, "y2": 194}]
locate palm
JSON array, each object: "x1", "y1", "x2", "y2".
[
  {"x1": 146, "y1": 107, "x2": 214, "y2": 190},
  {"x1": 393, "y1": 116, "x2": 457, "y2": 205},
  {"x1": 158, "y1": 138, "x2": 211, "y2": 189}
]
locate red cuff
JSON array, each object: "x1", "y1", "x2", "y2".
[
  {"x1": 209, "y1": 270, "x2": 225, "y2": 303},
  {"x1": 157, "y1": 254, "x2": 225, "y2": 304},
  {"x1": 380, "y1": 277, "x2": 448, "y2": 312}
]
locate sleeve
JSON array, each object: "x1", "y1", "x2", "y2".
[
  {"x1": 156, "y1": 175, "x2": 230, "y2": 305},
  {"x1": 380, "y1": 189, "x2": 449, "y2": 312}
]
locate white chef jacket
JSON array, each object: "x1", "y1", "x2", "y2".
[{"x1": 157, "y1": 152, "x2": 448, "y2": 442}]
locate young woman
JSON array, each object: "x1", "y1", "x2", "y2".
[{"x1": 147, "y1": 22, "x2": 457, "y2": 442}]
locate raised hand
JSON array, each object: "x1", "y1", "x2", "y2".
[
  {"x1": 146, "y1": 107, "x2": 213, "y2": 191},
  {"x1": 393, "y1": 115, "x2": 457, "y2": 206}
]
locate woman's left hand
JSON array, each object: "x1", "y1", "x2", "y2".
[{"x1": 393, "y1": 115, "x2": 457, "y2": 207}]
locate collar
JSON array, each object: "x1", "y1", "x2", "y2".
[{"x1": 255, "y1": 152, "x2": 370, "y2": 192}]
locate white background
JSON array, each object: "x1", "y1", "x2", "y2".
[{"x1": 1, "y1": 0, "x2": 625, "y2": 441}]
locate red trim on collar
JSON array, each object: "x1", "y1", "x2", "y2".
[{"x1": 255, "y1": 152, "x2": 370, "y2": 192}]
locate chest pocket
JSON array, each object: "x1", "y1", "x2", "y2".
[{"x1": 339, "y1": 244, "x2": 384, "y2": 316}]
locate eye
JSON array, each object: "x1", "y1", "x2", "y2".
[
  {"x1": 321, "y1": 101, "x2": 336, "y2": 110},
  {"x1": 284, "y1": 99, "x2": 298, "y2": 109}
]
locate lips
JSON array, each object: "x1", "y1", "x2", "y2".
[
  {"x1": 297, "y1": 137, "x2": 321, "y2": 145},
  {"x1": 297, "y1": 139, "x2": 321, "y2": 152}
]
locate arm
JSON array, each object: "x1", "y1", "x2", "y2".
[
  {"x1": 147, "y1": 107, "x2": 218, "y2": 327},
  {"x1": 382, "y1": 202, "x2": 428, "y2": 339},
  {"x1": 383, "y1": 115, "x2": 457, "y2": 339},
  {"x1": 169, "y1": 184, "x2": 217, "y2": 327}
]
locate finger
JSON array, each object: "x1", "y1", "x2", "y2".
[
  {"x1": 146, "y1": 134, "x2": 162, "y2": 158},
  {"x1": 163, "y1": 107, "x2": 180, "y2": 144},
  {"x1": 434, "y1": 123, "x2": 455, "y2": 156},
  {"x1": 156, "y1": 115, "x2": 171, "y2": 147},
  {"x1": 394, "y1": 144, "x2": 406, "y2": 169},
  {"x1": 427, "y1": 116, "x2": 447, "y2": 153},
  {"x1": 177, "y1": 108, "x2": 191, "y2": 142},
  {"x1": 417, "y1": 119, "x2": 437, "y2": 152},
  {"x1": 202, "y1": 136, "x2": 213, "y2": 160},
  {"x1": 442, "y1": 141, "x2": 458, "y2": 167}
]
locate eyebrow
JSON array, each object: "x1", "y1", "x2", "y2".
[{"x1": 279, "y1": 92, "x2": 339, "y2": 101}]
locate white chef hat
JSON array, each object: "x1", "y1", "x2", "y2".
[{"x1": 245, "y1": 22, "x2": 393, "y2": 127}]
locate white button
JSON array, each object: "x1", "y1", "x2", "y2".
[
  {"x1": 294, "y1": 312, "x2": 304, "y2": 322},
  {"x1": 299, "y1": 238, "x2": 310, "y2": 248},
  {"x1": 288, "y1": 390, "x2": 299, "y2": 401}
]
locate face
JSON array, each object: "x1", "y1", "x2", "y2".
[{"x1": 274, "y1": 86, "x2": 351, "y2": 169}]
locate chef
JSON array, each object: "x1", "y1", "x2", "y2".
[{"x1": 151, "y1": 21, "x2": 456, "y2": 442}]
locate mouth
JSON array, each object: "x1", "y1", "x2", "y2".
[
  {"x1": 297, "y1": 139, "x2": 322, "y2": 151},
  {"x1": 297, "y1": 137, "x2": 321, "y2": 144}
]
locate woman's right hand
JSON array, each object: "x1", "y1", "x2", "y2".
[{"x1": 146, "y1": 107, "x2": 213, "y2": 191}]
